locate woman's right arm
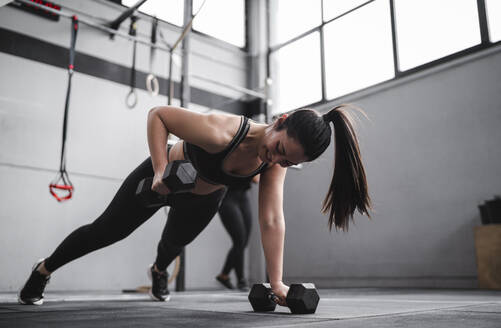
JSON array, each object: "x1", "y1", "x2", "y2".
[
  {"x1": 146, "y1": 106, "x2": 222, "y2": 193},
  {"x1": 258, "y1": 164, "x2": 289, "y2": 305},
  {"x1": 147, "y1": 107, "x2": 170, "y2": 176}
]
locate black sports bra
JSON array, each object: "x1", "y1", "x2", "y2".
[{"x1": 183, "y1": 116, "x2": 267, "y2": 187}]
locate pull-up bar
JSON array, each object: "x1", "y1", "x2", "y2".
[{"x1": 190, "y1": 74, "x2": 267, "y2": 100}]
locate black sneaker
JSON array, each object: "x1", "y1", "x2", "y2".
[
  {"x1": 148, "y1": 264, "x2": 170, "y2": 301},
  {"x1": 237, "y1": 279, "x2": 249, "y2": 292},
  {"x1": 216, "y1": 275, "x2": 234, "y2": 290},
  {"x1": 18, "y1": 259, "x2": 50, "y2": 305}
]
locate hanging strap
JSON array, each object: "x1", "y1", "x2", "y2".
[
  {"x1": 126, "y1": 15, "x2": 139, "y2": 109},
  {"x1": 146, "y1": 16, "x2": 159, "y2": 96},
  {"x1": 49, "y1": 15, "x2": 78, "y2": 202}
]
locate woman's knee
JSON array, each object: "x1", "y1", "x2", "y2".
[{"x1": 89, "y1": 221, "x2": 132, "y2": 246}]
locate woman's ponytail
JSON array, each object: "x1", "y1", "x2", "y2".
[{"x1": 321, "y1": 105, "x2": 371, "y2": 231}]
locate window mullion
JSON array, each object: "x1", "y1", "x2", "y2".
[
  {"x1": 320, "y1": 26, "x2": 327, "y2": 102},
  {"x1": 389, "y1": 0, "x2": 400, "y2": 76},
  {"x1": 476, "y1": 0, "x2": 490, "y2": 44}
]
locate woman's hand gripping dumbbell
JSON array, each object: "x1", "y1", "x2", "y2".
[{"x1": 135, "y1": 160, "x2": 197, "y2": 207}]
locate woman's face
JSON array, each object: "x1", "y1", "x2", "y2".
[{"x1": 259, "y1": 126, "x2": 308, "y2": 168}]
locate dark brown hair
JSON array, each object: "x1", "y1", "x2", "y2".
[{"x1": 277, "y1": 104, "x2": 371, "y2": 231}]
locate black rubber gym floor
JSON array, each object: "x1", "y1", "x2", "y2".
[{"x1": 0, "y1": 288, "x2": 500, "y2": 327}]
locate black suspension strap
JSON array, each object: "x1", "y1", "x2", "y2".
[
  {"x1": 146, "y1": 16, "x2": 159, "y2": 96},
  {"x1": 126, "y1": 15, "x2": 139, "y2": 109},
  {"x1": 49, "y1": 15, "x2": 78, "y2": 202}
]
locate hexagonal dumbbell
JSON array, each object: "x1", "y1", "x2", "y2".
[
  {"x1": 248, "y1": 283, "x2": 320, "y2": 314},
  {"x1": 136, "y1": 160, "x2": 197, "y2": 207}
]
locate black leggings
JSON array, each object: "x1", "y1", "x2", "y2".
[
  {"x1": 44, "y1": 157, "x2": 226, "y2": 273},
  {"x1": 218, "y1": 187, "x2": 252, "y2": 281}
]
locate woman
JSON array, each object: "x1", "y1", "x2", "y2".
[
  {"x1": 215, "y1": 174, "x2": 259, "y2": 292},
  {"x1": 18, "y1": 104, "x2": 371, "y2": 306}
]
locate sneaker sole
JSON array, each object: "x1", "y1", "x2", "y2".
[
  {"x1": 148, "y1": 288, "x2": 171, "y2": 302},
  {"x1": 17, "y1": 295, "x2": 43, "y2": 305}
]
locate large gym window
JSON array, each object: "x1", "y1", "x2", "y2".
[
  {"x1": 268, "y1": 0, "x2": 498, "y2": 114},
  {"x1": 324, "y1": 0, "x2": 393, "y2": 100},
  {"x1": 394, "y1": 0, "x2": 481, "y2": 71},
  {"x1": 485, "y1": 0, "x2": 501, "y2": 42},
  {"x1": 122, "y1": 0, "x2": 184, "y2": 27},
  {"x1": 269, "y1": 0, "x2": 322, "y2": 47},
  {"x1": 192, "y1": 0, "x2": 246, "y2": 48},
  {"x1": 270, "y1": 32, "x2": 322, "y2": 114}
]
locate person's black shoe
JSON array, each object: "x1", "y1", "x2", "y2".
[
  {"x1": 237, "y1": 279, "x2": 249, "y2": 292},
  {"x1": 148, "y1": 264, "x2": 170, "y2": 301},
  {"x1": 216, "y1": 274, "x2": 234, "y2": 290},
  {"x1": 18, "y1": 259, "x2": 50, "y2": 305}
]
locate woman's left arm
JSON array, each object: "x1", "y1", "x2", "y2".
[{"x1": 258, "y1": 164, "x2": 289, "y2": 305}]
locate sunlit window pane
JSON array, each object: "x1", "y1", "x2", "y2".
[
  {"x1": 485, "y1": 0, "x2": 501, "y2": 42},
  {"x1": 193, "y1": 0, "x2": 245, "y2": 47},
  {"x1": 323, "y1": 0, "x2": 370, "y2": 21},
  {"x1": 270, "y1": 0, "x2": 321, "y2": 46},
  {"x1": 394, "y1": 0, "x2": 481, "y2": 71},
  {"x1": 324, "y1": 0, "x2": 394, "y2": 100},
  {"x1": 122, "y1": 0, "x2": 184, "y2": 27},
  {"x1": 270, "y1": 33, "x2": 322, "y2": 114}
]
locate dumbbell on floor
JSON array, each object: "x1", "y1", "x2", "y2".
[
  {"x1": 135, "y1": 160, "x2": 197, "y2": 207},
  {"x1": 248, "y1": 283, "x2": 320, "y2": 314}
]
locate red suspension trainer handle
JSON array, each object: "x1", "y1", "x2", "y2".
[{"x1": 49, "y1": 180, "x2": 74, "y2": 202}]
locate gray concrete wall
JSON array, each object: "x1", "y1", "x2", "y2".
[
  {"x1": 267, "y1": 46, "x2": 501, "y2": 288},
  {"x1": 0, "y1": 0, "x2": 248, "y2": 291}
]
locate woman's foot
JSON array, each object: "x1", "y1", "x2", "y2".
[
  {"x1": 18, "y1": 259, "x2": 50, "y2": 305},
  {"x1": 216, "y1": 274, "x2": 234, "y2": 290},
  {"x1": 237, "y1": 278, "x2": 249, "y2": 292},
  {"x1": 148, "y1": 264, "x2": 170, "y2": 301}
]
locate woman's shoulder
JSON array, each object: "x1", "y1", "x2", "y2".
[
  {"x1": 153, "y1": 106, "x2": 240, "y2": 153},
  {"x1": 189, "y1": 112, "x2": 243, "y2": 153}
]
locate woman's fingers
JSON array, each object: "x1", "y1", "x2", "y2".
[
  {"x1": 276, "y1": 296, "x2": 287, "y2": 306},
  {"x1": 271, "y1": 282, "x2": 289, "y2": 307},
  {"x1": 152, "y1": 176, "x2": 170, "y2": 195}
]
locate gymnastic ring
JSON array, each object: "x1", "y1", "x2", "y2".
[
  {"x1": 146, "y1": 74, "x2": 159, "y2": 96},
  {"x1": 168, "y1": 256, "x2": 181, "y2": 284},
  {"x1": 125, "y1": 89, "x2": 138, "y2": 109}
]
